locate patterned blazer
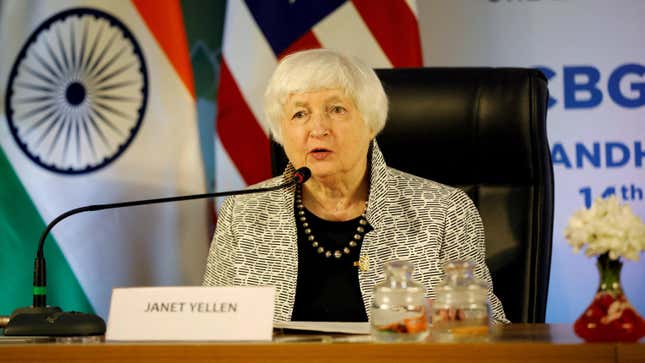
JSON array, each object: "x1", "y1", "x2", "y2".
[{"x1": 203, "y1": 142, "x2": 508, "y2": 323}]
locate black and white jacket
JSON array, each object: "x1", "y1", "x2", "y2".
[{"x1": 203, "y1": 142, "x2": 508, "y2": 323}]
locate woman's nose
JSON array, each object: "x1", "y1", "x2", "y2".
[
  {"x1": 311, "y1": 127, "x2": 329, "y2": 137},
  {"x1": 309, "y1": 110, "x2": 330, "y2": 137}
]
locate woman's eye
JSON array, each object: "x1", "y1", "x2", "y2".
[
  {"x1": 330, "y1": 105, "x2": 346, "y2": 114},
  {"x1": 292, "y1": 111, "x2": 306, "y2": 119}
]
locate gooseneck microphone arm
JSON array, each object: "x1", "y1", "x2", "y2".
[{"x1": 32, "y1": 167, "x2": 311, "y2": 308}]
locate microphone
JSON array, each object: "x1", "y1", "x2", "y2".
[{"x1": 3, "y1": 167, "x2": 311, "y2": 336}]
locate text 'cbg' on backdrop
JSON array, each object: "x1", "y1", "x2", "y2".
[{"x1": 417, "y1": 0, "x2": 645, "y2": 322}]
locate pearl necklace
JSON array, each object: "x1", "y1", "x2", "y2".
[{"x1": 295, "y1": 185, "x2": 368, "y2": 259}]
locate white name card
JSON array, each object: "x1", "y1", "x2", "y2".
[{"x1": 106, "y1": 286, "x2": 275, "y2": 341}]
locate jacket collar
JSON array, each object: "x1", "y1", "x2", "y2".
[{"x1": 365, "y1": 140, "x2": 391, "y2": 230}]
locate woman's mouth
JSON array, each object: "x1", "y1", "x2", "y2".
[{"x1": 308, "y1": 148, "x2": 332, "y2": 160}]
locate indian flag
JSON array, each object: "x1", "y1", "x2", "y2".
[{"x1": 0, "y1": 0, "x2": 209, "y2": 319}]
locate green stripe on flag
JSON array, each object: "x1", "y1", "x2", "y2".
[
  {"x1": 0, "y1": 149, "x2": 94, "y2": 315},
  {"x1": 181, "y1": 0, "x2": 226, "y2": 194}
]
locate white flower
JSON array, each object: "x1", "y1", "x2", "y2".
[{"x1": 564, "y1": 196, "x2": 645, "y2": 261}]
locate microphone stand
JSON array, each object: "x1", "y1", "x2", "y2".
[{"x1": 2, "y1": 168, "x2": 310, "y2": 336}]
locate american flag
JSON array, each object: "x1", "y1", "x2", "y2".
[{"x1": 215, "y1": 0, "x2": 422, "y2": 192}]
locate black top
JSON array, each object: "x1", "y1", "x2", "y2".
[{"x1": 291, "y1": 207, "x2": 372, "y2": 322}]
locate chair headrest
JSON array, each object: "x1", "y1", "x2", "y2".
[{"x1": 375, "y1": 67, "x2": 549, "y2": 186}]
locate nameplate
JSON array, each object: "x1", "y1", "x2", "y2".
[{"x1": 106, "y1": 286, "x2": 275, "y2": 341}]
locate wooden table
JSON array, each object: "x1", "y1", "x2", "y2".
[{"x1": 1, "y1": 324, "x2": 643, "y2": 363}]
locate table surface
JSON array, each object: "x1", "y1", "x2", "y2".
[{"x1": 0, "y1": 324, "x2": 643, "y2": 363}]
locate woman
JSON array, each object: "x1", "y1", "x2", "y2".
[{"x1": 203, "y1": 49, "x2": 507, "y2": 323}]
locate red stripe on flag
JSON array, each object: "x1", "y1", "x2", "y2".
[
  {"x1": 278, "y1": 31, "x2": 323, "y2": 60},
  {"x1": 216, "y1": 60, "x2": 272, "y2": 185},
  {"x1": 132, "y1": 0, "x2": 195, "y2": 98},
  {"x1": 351, "y1": 0, "x2": 423, "y2": 67}
]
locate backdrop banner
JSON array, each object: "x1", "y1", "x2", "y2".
[{"x1": 418, "y1": 0, "x2": 645, "y2": 322}]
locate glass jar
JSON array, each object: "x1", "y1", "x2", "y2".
[
  {"x1": 431, "y1": 261, "x2": 489, "y2": 342},
  {"x1": 370, "y1": 260, "x2": 429, "y2": 342}
]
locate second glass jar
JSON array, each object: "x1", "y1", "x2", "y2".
[{"x1": 431, "y1": 260, "x2": 490, "y2": 341}]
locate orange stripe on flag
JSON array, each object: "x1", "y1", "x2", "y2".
[{"x1": 132, "y1": 0, "x2": 195, "y2": 98}]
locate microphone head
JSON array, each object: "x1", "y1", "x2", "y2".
[{"x1": 293, "y1": 167, "x2": 311, "y2": 184}]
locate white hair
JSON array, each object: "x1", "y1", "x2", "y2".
[{"x1": 263, "y1": 49, "x2": 388, "y2": 144}]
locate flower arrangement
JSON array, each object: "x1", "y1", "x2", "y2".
[
  {"x1": 564, "y1": 195, "x2": 645, "y2": 342},
  {"x1": 564, "y1": 195, "x2": 645, "y2": 261}
]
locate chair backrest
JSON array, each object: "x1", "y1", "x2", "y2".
[{"x1": 270, "y1": 67, "x2": 554, "y2": 323}]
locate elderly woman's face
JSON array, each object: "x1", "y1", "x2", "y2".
[{"x1": 280, "y1": 88, "x2": 374, "y2": 179}]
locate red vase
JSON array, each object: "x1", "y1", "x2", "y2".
[{"x1": 574, "y1": 253, "x2": 645, "y2": 342}]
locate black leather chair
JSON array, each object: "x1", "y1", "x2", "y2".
[{"x1": 270, "y1": 68, "x2": 553, "y2": 323}]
